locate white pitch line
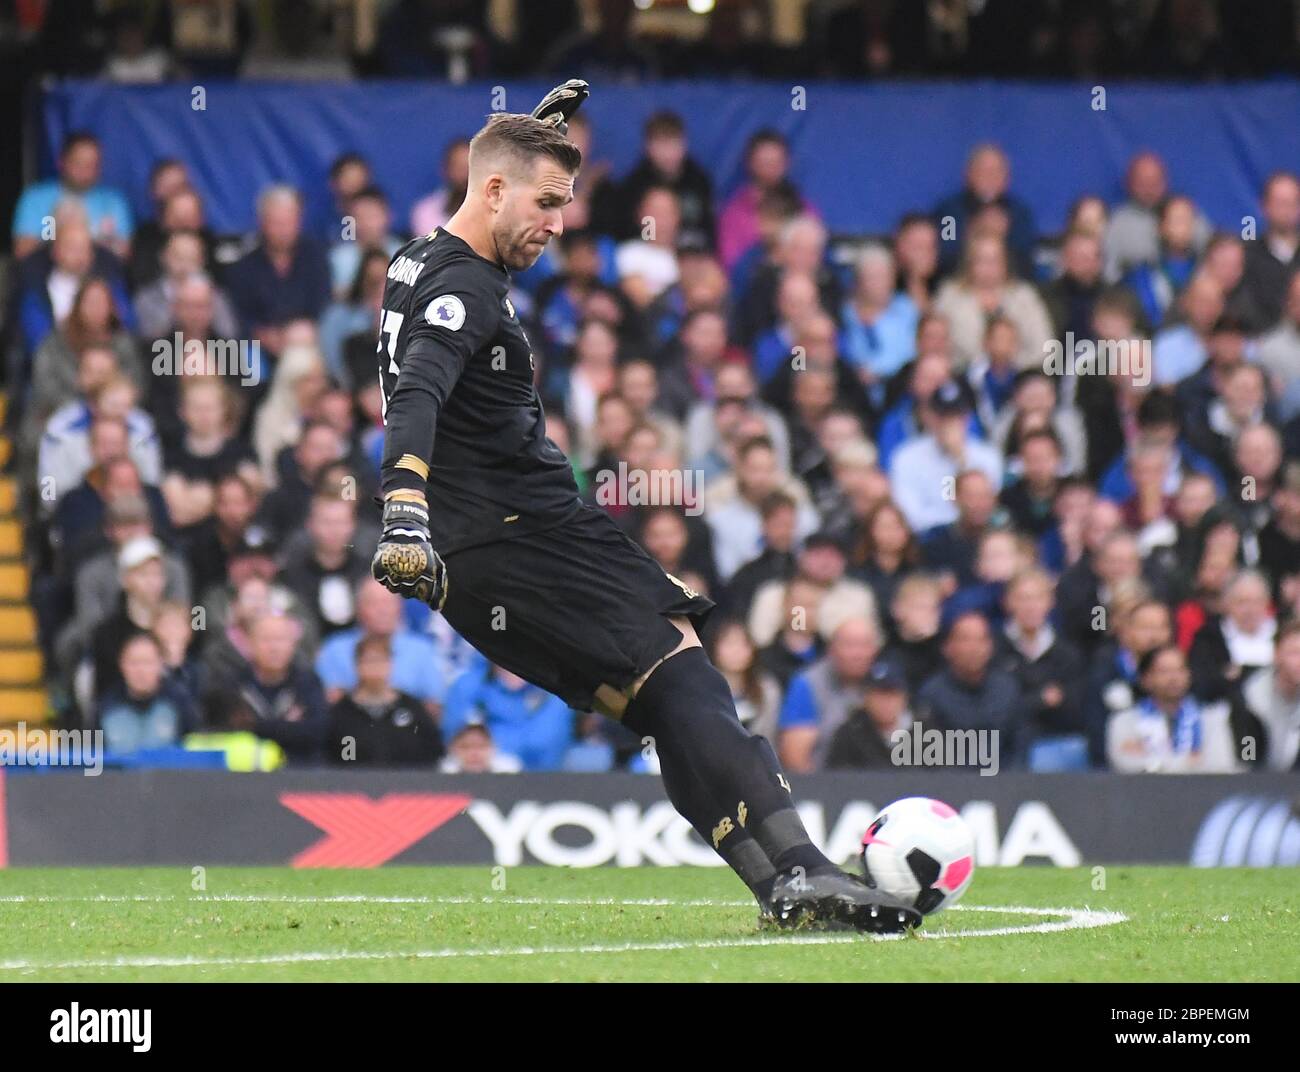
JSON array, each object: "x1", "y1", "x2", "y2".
[
  {"x1": 0, "y1": 905, "x2": 1128, "y2": 972},
  {"x1": 0, "y1": 894, "x2": 756, "y2": 908}
]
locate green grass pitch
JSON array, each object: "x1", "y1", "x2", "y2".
[{"x1": 0, "y1": 866, "x2": 1296, "y2": 982}]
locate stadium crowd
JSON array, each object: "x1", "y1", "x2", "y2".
[{"x1": 4, "y1": 110, "x2": 1300, "y2": 775}]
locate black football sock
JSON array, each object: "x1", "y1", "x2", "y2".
[
  {"x1": 624, "y1": 646, "x2": 835, "y2": 883},
  {"x1": 651, "y1": 729, "x2": 777, "y2": 901}
]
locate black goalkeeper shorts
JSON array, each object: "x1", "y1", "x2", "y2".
[{"x1": 439, "y1": 504, "x2": 715, "y2": 712}]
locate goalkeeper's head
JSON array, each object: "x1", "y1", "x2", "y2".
[{"x1": 465, "y1": 113, "x2": 583, "y2": 271}]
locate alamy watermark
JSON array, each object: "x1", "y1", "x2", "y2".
[
  {"x1": 593, "y1": 463, "x2": 705, "y2": 516},
  {"x1": 1043, "y1": 333, "x2": 1151, "y2": 387},
  {"x1": 0, "y1": 723, "x2": 103, "y2": 775},
  {"x1": 890, "y1": 721, "x2": 1000, "y2": 777},
  {"x1": 151, "y1": 333, "x2": 262, "y2": 387}
]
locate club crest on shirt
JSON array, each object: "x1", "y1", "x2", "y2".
[{"x1": 426, "y1": 294, "x2": 466, "y2": 331}]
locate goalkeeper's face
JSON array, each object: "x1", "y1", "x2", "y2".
[{"x1": 492, "y1": 158, "x2": 575, "y2": 271}]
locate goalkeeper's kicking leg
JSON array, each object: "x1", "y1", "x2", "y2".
[{"x1": 603, "y1": 619, "x2": 920, "y2": 933}]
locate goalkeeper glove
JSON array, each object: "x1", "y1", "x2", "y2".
[
  {"x1": 530, "y1": 78, "x2": 589, "y2": 136},
  {"x1": 371, "y1": 493, "x2": 448, "y2": 611}
]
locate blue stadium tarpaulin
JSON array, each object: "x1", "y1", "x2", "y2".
[{"x1": 39, "y1": 78, "x2": 1300, "y2": 238}]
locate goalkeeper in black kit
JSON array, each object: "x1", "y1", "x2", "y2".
[{"x1": 371, "y1": 80, "x2": 919, "y2": 933}]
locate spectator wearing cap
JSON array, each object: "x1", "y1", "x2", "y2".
[
  {"x1": 96, "y1": 633, "x2": 195, "y2": 755},
  {"x1": 442, "y1": 655, "x2": 573, "y2": 772},
  {"x1": 86, "y1": 534, "x2": 169, "y2": 702},
  {"x1": 875, "y1": 350, "x2": 968, "y2": 470},
  {"x1": 778, "y1": 616, "x2": 880, "y2": 773},
  {"x1": 1239, "y1": 622, "x2": 1300, "y2": 770},
  {"x1": 610, "y1": 111, "x2": 715, "y2": 251},
  {"x1": 325, "y1": 636, "x2": 443, "y2": 767},
  {"x1": 826, "y1": 658, "x2": 913, "y2": 770},
  {"x1": 933, "y1": 144, "x2": 1037, "y2": 277},
  {"x1": 889, "y1": 382, "x2": 1003, "y2": 533},
  {"x1": 12, "y1": 132, "x2": 133, "y2": 259},
  {"x1": 993, "y1": 568, "x2": 1087, "y2": 743},
  {"x1": 1122, "y1": 195, "x2": 1200, "y2": 329},
  {"x1": 315, "y1": 579, "x2": 445, "y2": 713},
  {"x1": 705, "y1": 435, "x2": 820, "y2": 583},
  {"x1": 229, "y1": 612, "x2": 329, "y2": 763},
  {"x1": 915, "y1": 612, "x2": 1025, "y2": 769},
  {"x1": 1106, "y1": 645, "x2": 1244, "y2": 773},
  {"x1": 224, "y1": 186, "x2": 331, "y2": 358},
  {"x1": 57, "y1": 495, "x2": 192, "y2": 669},
  {"x1": 439, "y1": 722, "x2": 523, "y2": 774},
  {"x1": 1241, "y1": 171, "x2": 1300, "y2": 325}
]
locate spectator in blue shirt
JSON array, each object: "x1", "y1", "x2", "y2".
[
  {"x1": 777, "y1": 616, "x2": 879, "y2": 773},
  {"x1": 98, "y1": 632, "x2": 193, "y2": 755},
  {"x1": 1123, "y1": 195, "x2": 1200, "y2": 330},
  {"x1": 315, "y1": 578, "x2": 446, "y2": 713},
  {"x1": 839, "y1": 244, "x2": 918, "y2": 391},
  {"x1": 12, "y1": 132, "x2": 133, "y2": 259},
  {"x1": 442, "y1": 655, "x2": 575, "y2": 772},
  {"x1": 1151, "y1": 271, "x2": 1223, "y2": 386}
]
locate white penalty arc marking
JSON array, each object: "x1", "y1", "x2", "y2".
[{"x1": 0, "y1": 900, "x2": 1127, "y2": 971}]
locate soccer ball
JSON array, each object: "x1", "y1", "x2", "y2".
[{"x1": 860, "y1": 796, "x2": 975, "y2": 915}]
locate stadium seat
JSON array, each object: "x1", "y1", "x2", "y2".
[{"x1": 1026, "y1": 736, "x2": 1091, "y2": 773}]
